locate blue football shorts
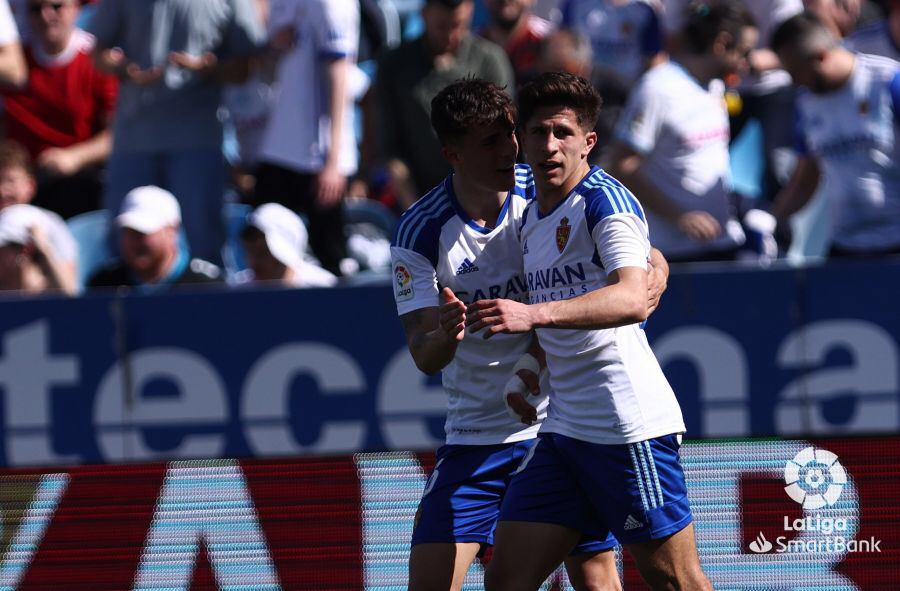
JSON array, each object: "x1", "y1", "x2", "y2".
[
  {"x1": 412, "y1": 440, "x2": 616, "y2": 553},
  {"x1": 499, "y1": 433, "x2": 693, "y2": 544}
]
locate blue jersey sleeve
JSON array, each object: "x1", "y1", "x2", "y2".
[
  {"x1": 392, "y1": 184, "x2": 455, "y2": 268},
  {"x1": 582, "y1": 171, "x2": 645, "y2": 234}
]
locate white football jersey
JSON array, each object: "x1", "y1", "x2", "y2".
[
  {"x1": 795, "y1": 53, "x2": 900, "y2": 251},
  {"x1": 615, "y1": 61, "x2": 744, "y2": 258},
  {"x1": 390, "y1": 165, "x2": 547, "y2": 445},
  {"x1": 521, "y1": 166, "x2": 685, "y2": 445}
]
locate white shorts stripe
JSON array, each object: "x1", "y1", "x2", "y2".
[
  {"x1": 628, "y1": 443, "x2": 651, "y2": 511},
  {"x1": 643, "y1": 440, "x2": 665, "y2": 507}
]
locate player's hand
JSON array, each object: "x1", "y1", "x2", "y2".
[
  {"x1": 316, "y1": 164, "x2": 347, "y2": 207},
  {"x1": 677, "y1": 211, "x2": 721, "y2": 241},
  {"x1": 37, "y1": 147, "x2": 81, "y2": 177},
  {"x1": 270, "y1": 26, "x2": 297, "y2": 52},
  {"x1": 99, "y1": 48, "x2": 163, "y2": 86},
  {"x1": 646, "y1": 259, "x2": 667, "y2": 316},
  {"x1": 503, "y1": 355, "x2": 541, "y2": 425},
  {"x1": 438, "y1": 287, "x2": 466, "y2": 343},
  {"x1": 466, "y1": 298, "x2": 535, "y2": 339},
  {"x1": 169, "y1": 51, "x2": 218, "y2": 74}
]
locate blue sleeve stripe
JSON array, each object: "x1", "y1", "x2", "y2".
[
  {"x1": 394, "y1": 187, "x2": 448, "y2": 248},
  {"x1": 588, "y1": 174, "x2": 645, "y2": 222},
  {"x1": 409, "y1": 206, "x2": 455, "y2": 268},
  {"x1": 602, "y1": 187, "x2": 621, "y2": 215}
]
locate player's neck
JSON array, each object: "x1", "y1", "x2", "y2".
[
  {"x1": 536, "y1": 161, "x2": 592, "y2": 216},
  {"x1": 451, "y1": 174, "x2": 506, "y2": 228},
  {"x1": 674, "y1": 53, "x2": 716, "y2": 87}
]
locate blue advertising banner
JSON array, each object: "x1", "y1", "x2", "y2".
[{"x1": 0, "y1": 260, "x2": 897, "y2": 467}]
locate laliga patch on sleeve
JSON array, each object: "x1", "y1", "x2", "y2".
[{"x1": 394, "y1": 264, "x2": 414, "y2": 301}]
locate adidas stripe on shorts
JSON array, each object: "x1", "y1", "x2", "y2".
[{"x1": 499, "y1": 433, "x2": 693, "y2": 544}]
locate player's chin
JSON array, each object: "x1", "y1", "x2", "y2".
[{"x1": 486, "y1": 168, "x2": 516, "y2": 191}]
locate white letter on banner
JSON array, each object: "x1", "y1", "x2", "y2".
[
  {"x1": 652, "y1": 327, "x2": 749, "y2": 437},
  {"x1": 0, "y1": 321, "x2": 79, "y2": 465},
  {"x1": 776, "y1": 320, "x2": 899, "y2": 434},
  {"x1": 132, "y1": 460, "x2": 280, "y2": 590},
  {"x1": 242, "y1": 343, "x2": 366, "y2": 455},
  {"x1": 94, "y1": 349, "x2": 228, "y2": 461},
  {"x1": 0, "y1": 473, "x2": 69, "y2": 589},
  {"x1": 377, "y1": 349, "x2": 447, "y2": 449}
]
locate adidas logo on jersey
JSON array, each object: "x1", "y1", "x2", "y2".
[
  {"x1": 456, "y1": 258, "x2": 479, "y2": 275},
  {"x1": 624, "y1": 515, "x2": 644, "y2": 530}
]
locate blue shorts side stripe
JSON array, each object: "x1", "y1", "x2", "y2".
[
  {"x1": 637, "y1": 442, "x2": 658, "y2": 508},
  {"x1": 643, "y1": 440, "x2": 665, "y2": 507},
  {"x1": 628, "y1": 443, "x2": 651, "y2": 511}
]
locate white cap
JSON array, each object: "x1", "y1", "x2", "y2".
[
  {"x1": 247, "y1": 203, "x2": 309, "y2": 270},
  {"x1": 0, "y1": 204, "x2": 35, "y2": 247},
  {"x1": 116, "y1": 186, "x2": 181, "y2": 234}
]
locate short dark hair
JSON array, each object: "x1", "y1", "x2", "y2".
[
  {"x1": 770, "y1": 11, "x2": 835, "y2": 55},
  {"x1": 0, "y1": 140, "x2": 33, "y2": 176},
  {"x1": 430, "y1": 77, "x2": 516, "y2": 145},
  {"x1": 681, "y1": 0, "x2": 755, "y2": 54},
  {"x1": 517, "y1": 71, "x2": 601, "y2": 130}
]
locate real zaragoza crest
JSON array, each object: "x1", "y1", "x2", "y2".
[{"x1": 556, "y1": 217, "x2": 571, "y2": 253}]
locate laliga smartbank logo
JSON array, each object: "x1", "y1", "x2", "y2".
[
  {"x1": 784, "y1": 446, "x2": 845, "y2": 509},
  {"x1": 748, "y1": 446, "x2": 881, "y2": 555}
]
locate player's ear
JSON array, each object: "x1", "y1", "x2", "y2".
[
  {"x1": 441, "y1": 143, "x2": 461, "y2": 167},
  {"x1": 582, "y1": 130, "x2": 598, "y2": 159}
]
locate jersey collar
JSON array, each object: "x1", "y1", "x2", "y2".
[
  {"x1": 445, "y1": 174, "x2": 513, "y2": 234},
  {"x1": 536, "y1": 165, "x2": 601, "y2": 219}
]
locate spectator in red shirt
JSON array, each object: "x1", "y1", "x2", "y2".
[{"x1": 1, "y1": 0, "x2": 117, "y2": 219}]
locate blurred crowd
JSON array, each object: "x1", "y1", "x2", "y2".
[{"x1": 0, "y1": 0, "x2": 897, "y2": 297}]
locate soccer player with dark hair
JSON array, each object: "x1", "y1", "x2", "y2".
[
  {"x1": 771, "y1": 11, "x2": 900, "y2": 257},
  {"x1": 390, "y1": 77, "x2": 673, "y2": 591},
  {"x1": 468, "y1": 71, "x2": 711, "y2": 591},
  {"x1": 605, "y1": 0, "x2": 759, "y2": 262}
]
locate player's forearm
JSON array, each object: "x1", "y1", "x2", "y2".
[
  {"x1": 324, "y1": 57, "x2": 349, "y2": 170},
  {"x1": 772, "y1": 156, "x2": 821, "y2": 222},
  {"x1": 606, "y1": 149, "x2": 684, "y2": 223},
  {"x1": 408, "y1": 329, "x2": 460, "y2": 375},
  {"x1": 530, "y1": 274, "x2": 648, "y2": 330},
  {"x1": 619, "y1": 167, "x2": 684, "y2": 223}
]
